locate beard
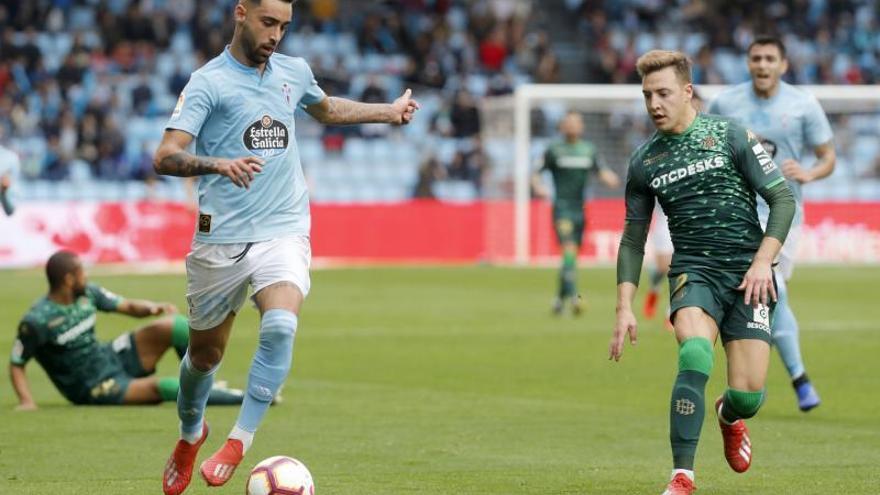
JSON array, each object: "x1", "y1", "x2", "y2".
[
  {"x1": 240, "y1": 24, "x2": 270, "y2": 65},
  {"x1": 73, "y1": 285, "x2": 86, "y2": 298}
]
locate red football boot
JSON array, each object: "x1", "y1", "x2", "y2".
[
  {"x1": 644, "y1": 291, "x2": 659, "y2": 319},
  {"x1": 163, "y1": 422, "x2": 209, "y2": 495},
  {"x1": 716, "y1": 397, "x2": 752, "y2": 473},
  {"x1": 662, "y1": 473, "x2": 696, "y2": 495},
  {"x1": 200, "y1": 438, "x2": 245, "y2": 486}
]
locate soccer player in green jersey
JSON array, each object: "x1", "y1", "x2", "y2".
[
  {"x1": 608, "y1": 51, "x2": 796, "y2": 495},
  {"x1": 9, "y1": 251, "x2": 244, "y2": 410},
  {"x1": 532, "y1": 111, "x2": 620, "y2": 315}
]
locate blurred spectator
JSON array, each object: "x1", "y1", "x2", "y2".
[
  {"x1": 360, "y1": 76, "x2": 390, "y2": 139},
  {"x1": 479, "y1": 26, "x2": 508, "y2": 72},
  {"x1": 450, "y1": 91, "x2": 481, "y2": 138},
  {"x1": 448, "y1": 138, "x2": 490, "y2": 193},
  {"x1": 0, "y1": 0, "x2": 875, "y2": 203},
  {"x1": 412, "y1": 155, "x2": 447, "y2": 199},
  {"x1": 131, "y1": 70, "x2": 154, "y2": 116}
]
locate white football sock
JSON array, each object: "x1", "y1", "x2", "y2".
[
  {"x1": 671, "y1": 469, "x2": 694, "y2": 481},
  {"x1": 229, "y1": 425, "x2": 254, "y2": 453}
]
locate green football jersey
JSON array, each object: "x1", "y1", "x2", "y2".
[
  {"x1": 11, "y1": 283, "x2": 122, "y2": 402},
  {"x1": 542, "y1": 139, "x2": 601, "y2": 216},
  {"x1": 625, "y1": 114, "x2": 787, "y2": 272}
]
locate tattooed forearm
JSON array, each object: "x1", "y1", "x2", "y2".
[
  {"x1": 155, "y1": 152, "x2": 219, "y2": 177},
  {"x1": 323, "y1": 97, "x2": 394, "y2": 125}
]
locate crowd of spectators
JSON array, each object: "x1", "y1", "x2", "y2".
[
  {"x1": 0, "y1": 0, "x2": 876, "y2": 199},
  {"x1": 567, "y1": 0, "x2": 879, "y2": 85}
]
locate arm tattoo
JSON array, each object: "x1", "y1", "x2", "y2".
[
  {"x1": 324, "y1": 97, "x2": 392, "y2": 125},
  {"x1": 156, "y1": 152, "x2": 218, "y2": 177}
]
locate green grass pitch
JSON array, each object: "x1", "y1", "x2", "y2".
[{"x1": 0, "y1": 266, "x2": 878, "y2": 494}]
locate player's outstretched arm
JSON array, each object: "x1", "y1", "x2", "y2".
[
  {"x1": 10, "y1": 364, "x2": 37, "y2": 411},
  {"x1": 609, "y1": 220, "x2": 649, "y2": 361},
  {"x1": 116, "y1": 299, "x2": 178, "y2": 318},
  {"x1": 610, "y1": 282, "x2": 639, "y2": 361},
  {"x1": 305, "y1": 89, "x2": 420, "y2": 126},
  {"x1": 598, "y1": 168, "x2": 622, "y2": 189},
  {"x1": 154, "y1": 129, "x2": 264, "y2": 189},
  {"x1": 781, "y1": 141, "x2": 836, "y2": 184}
]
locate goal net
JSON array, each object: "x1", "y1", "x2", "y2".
[{"x1": 479, "y1": 84, "x2": 880, "y2": 265}]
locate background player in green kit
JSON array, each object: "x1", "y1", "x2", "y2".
[
  {"x1": 608, "y1": 51, "x2": 796, "y2": 495},
  {"x1": 9, "y1": 250, "x2": 244, "y2": 410},
  {"x1": 532, "y1": 111, "x2": 620, "y2": 315}
]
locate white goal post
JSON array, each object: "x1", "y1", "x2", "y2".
[{"x1": 508, "y1": 84, "x2": 880, "y2": 265}]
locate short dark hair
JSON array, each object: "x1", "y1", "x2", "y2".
[
  {"x1": 748, "y1": 35, "x2": 786, "y2": 59},
  {"x1": 46, "y1": 250, "x2": 80, "y2": 289}
]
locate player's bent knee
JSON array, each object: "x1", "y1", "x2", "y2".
[
  {"x1": 188, "y1": 346, "x2": 224, "y2": 372},
  {"x1": 678, "y1": 337, "x2": 714, "y2": 375},
  {"x1": 725, "y1": 388, "x2": 765, "y2": 419}
]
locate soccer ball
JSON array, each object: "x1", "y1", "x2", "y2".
[{"x1": 246, "y1": 456, "x2": 315, "y2": 495}]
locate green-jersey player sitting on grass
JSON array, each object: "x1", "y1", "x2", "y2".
[{"x1": 10, "y1": 250, "x2": 245, "y2": 410}]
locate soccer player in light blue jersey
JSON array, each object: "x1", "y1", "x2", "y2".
[
  {"x1": 154, "y1": 1, "x2": 419, "y2": 493},
  {"x1": 708, "y1": 35, "x2": 836, "y2": 413}
]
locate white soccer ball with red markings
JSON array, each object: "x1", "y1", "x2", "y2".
[{"x1": 246, "y1": 456, "x2": 315, "y2": 495}]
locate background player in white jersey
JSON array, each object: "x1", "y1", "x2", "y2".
[
  {"x1": 153, "y1": 1, "x2": 419, "y2": 493},
  {"x1": 708, "y1": 35, "x2": 835, "y2": 412},
  {"x1": 0, "y1": 143, "x2": 20, "y2": 216}
]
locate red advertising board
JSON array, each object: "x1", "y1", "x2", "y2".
[{"x1": 1, "y1": 200, "x2": 878, "y2": 267}]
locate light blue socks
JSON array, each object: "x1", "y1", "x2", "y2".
[
  {"x1": 177, "y1": 353, "x2": 218, "y2": 443},
  {"x1": 771, "y1": 273, "x2": 805, "y2": 379},
  {"x1": 229, "y1": 309, "x2": 297, "y2": 452}
]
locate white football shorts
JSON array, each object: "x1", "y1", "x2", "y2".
[
  {"x1": 760, "y1": 207, "x2": 803, "y2": 281},
  {"x1": 185, "y1": 234, "x2": 311, "y2": 330},
  {"x1": 649, "y1": 208, "x2": 674, "y2": 256}
]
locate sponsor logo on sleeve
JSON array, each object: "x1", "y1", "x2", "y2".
[
  {"x1": 198, "y1": 213, "x2": 212, "y2": 234},
  {"x1": 751, "y1": 142, "x2": 778, "y2": 174},
  {"x1": 11, "y1": 338, "x2": 23, "y2": 361},
  {"x1": 172, "y1": 92, "x2": 185, "y2": 119}
]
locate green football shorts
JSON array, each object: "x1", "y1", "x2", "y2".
[
  {"x1": 668, "y1": 267, "x2": 775, "y2": 344},
  {"x1": 553, "y1": 213, "x2": 585, "y2": 247},
  {"x1": 79, "y1": 332, "x2": 149, "y2": 405}
]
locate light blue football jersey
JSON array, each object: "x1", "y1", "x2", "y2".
[
  {"x1": 707, "y1": 81, "x2": 833, "y2": 225},
  {"x1": 166, "y1": 46, "x2": 326, "y2": 243}
]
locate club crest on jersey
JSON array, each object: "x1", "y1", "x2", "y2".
[
  {"x1": 243, "y1": 114, "x2": 289, "y2": 157},
  {"x1": 282, "y1": 83, "x2": 291, "y2": 105},
  {"x1": 701, "y1": 136, "x2": 716, "y2": 149}
]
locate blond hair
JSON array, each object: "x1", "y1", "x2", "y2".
[{"x1": 636, "y1": 50, "x2": 692, "y2": 82}]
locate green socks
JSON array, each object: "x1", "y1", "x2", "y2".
[
  {"x1": 157, "y1": 376, "x2": 245, "y2": 405},
  {"x1": 670, "y1": 337, "x2": 714, "y2": 470},
  {"x1": 721, "y1": 388, "x2": 765, "y2": 423},
  {"x1": 158, "y1": 376, "x2": 181, "y2": 401},
  {"x1": 171, "y1": 314, "x2": 189, "y2": 360},
  {"x1": 558, "y1": 249, "x2": 577, "y2": 299}
]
